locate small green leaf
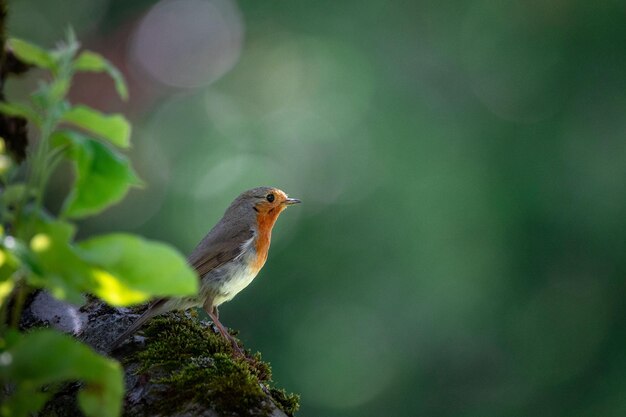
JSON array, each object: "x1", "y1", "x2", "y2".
[
  {"x1": 49, "y1": 79, "x2": 71, "y2": 102},
  {"x1": 0, "y1": 273, "x2": 15, "y2": 307},
  {"x1": 0, "y1": 154, "x2": 12, "y2": 176},
  {"x1": 62, "y1": 105, "x2": 131, "y2": 148},
  {"x1": 77, "y1": 234, "x2": 198, "y2": 306},
  {"x1": 53, "y1": 131, "x2": 143, "y2": 219},
  {"x1": 25, "y1": 218, "x2": 90, "y2": 305},
  {"x1": 74, "y1": 51, "x2": 129, "y2": 100},
  {"x1": 0, "y1": 183, "x2": 26, "y2": 207},
  {"x1": 0, "y1": 235, "x2": 32, "y2": 277},
  {"x1": 0, "y1": 329, "x2": 123, "y2": 417},
  {"x1": 8, "y1": 38, "x2": 56, "y2": 70},
  {"x1": 0, "y1": 102, "x2": 41, "y2": 125},
  {"x1": 0, "y1": 243, "x2": 21, "y2": 293}
]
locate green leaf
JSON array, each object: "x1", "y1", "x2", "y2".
[
  {"x1": 0, "y1": 102, "x2": 41, "y2": 125},
  {"x1": 8, "y1": 38, "x2": 56, "y2": 70},
  {"x1": 0, "y1": 244, "x2": 20, "y2": 305},
  {"x1": 74, "y1": 51, "x2": 129, "y2": 100},
  {"x1": 49, "y1": 79, "x2": 71, "y2": 102},
  {"x1": 0, "y1": 329, "x2": 123, "y2": 417},
  {"x1": 0, "y1": 183, "x2": 26, "y2": 207},
  {"x1": 26, "y1": 218, "x2": 90, "y2": 304},
  {"x1": 77, "y1": 234, "x2": 198, "y2": 306},
  {"x1": 0, "y1": 230, "x2": 22, "y2": 308},
  {"x1": 0, "y1": 154, "x2": 11, "y2": 176},
  {"x1": 62, "y1": 105, "x2": 131, "y2": 148},
  {"x1": 0, "y1": 272, "x2": 15, "y2": 307},
  {"x1": 52, "y1": 131, "x2": 143, "y2": 219}
]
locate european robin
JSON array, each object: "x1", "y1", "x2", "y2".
[{"x1": 111, "y1": 186, "x2": 300, "y2": 353}]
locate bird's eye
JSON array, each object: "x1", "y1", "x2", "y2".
[{"x1": 266, "y1": 193, "x2": 275, "y2": 203}]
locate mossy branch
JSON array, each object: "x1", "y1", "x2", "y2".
[{"x1": 22, "y1": 294, "x2": 300, "y2": 417}]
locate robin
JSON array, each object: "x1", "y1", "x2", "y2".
[{"x1": 111, "y1": 186, "x2": 300, "y2": 353}]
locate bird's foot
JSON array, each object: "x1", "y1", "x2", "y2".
[
  {"x1": 211, "y1": 323, "x2": 246, "y2": 358},
  {"x1": 231, "y1": 341, "x2": 246, "y2": 358}
]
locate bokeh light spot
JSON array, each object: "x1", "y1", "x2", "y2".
[
  {"x1": 30, "y1": 234, "x2": 51, "y2": 252},
  {"x1": 130, "y1": 0, "x2": 244, "y2": 88}
]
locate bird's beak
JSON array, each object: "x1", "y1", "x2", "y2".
[{"x1": 284, "y1": 198, "x2": 301, "y2": 206}]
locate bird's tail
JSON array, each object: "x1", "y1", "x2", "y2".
[{"x1": 110, "y1": 298, "x2": 169, "y2": 350}]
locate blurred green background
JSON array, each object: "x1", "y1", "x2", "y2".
[{"x1": 7, "y1": 0, "x2": 626, "y2": 416}]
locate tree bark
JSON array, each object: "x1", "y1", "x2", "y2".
[
  {"x1": 22, "y1": 292, "x2": 297, "y2": 417},
  {"x1": 0, "y1": 0, "x2": 29, "y2": 162}
]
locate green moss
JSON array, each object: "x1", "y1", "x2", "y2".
[
  {"x1": 270, "y1": 388, "x2": 301, "y2": 416},
  {"x1": 158, "y1": 353, "x2": 270, "y2": 415},
  {"x1": 130, "y1": 312, "x2": 300, "y2": 416},
  {"x1": 133, "y1": 312, "x2": 230, "y2": 373}
]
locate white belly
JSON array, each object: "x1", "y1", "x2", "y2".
[
  {"x1": 215, "y1": 264, "x2": 258, "y2": 306},
  {"x1": 200, "y1": 250, "x2": 260, "y2": 307}
]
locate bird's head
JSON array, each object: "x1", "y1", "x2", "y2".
[
  {"x1": 250, "y1": 187, "x2": 300, "y2": 215},
  {"x1": 228, "y1": 186, "x2": 301, "y2": 219}
]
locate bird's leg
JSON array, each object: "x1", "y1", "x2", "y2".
[
  {"x1": 203, "y1": 299, "x2": 244, "y2": 357},
  {"x1": 210, "y1": 310, "x2": 245, "y2": 357},
  {"x1": 208, "y1": 309, "x2": 229, "y2": 340},
  {"x1": 202, "y1": 298, "x2": 228, "y2": 338}
]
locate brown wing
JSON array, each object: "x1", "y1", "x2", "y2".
[{"x1": 187, "y1": 227, "x2": 254, "y2": 278}]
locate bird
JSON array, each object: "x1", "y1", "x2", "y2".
[{"x1": 111, "y1": 186, "x2": 300, "y2": 353}]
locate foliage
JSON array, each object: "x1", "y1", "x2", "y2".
[
  {"x1": 0, "y1": 30, "x2": 199, "y2": 417},
  {"x1": 0, "y1": 329, "x2": 123, "y2": 417}
]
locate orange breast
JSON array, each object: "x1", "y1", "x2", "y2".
[{"x1": 251, "y1": 208, "x2": 281, "y2": 273}]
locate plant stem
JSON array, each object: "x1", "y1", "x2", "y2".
[
  {"x1": 9, "y1": 278, "x2": 27, "y2": 329},
  {"x1": 13, "y1": 100, "x2": 56, "y2": 238}
]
